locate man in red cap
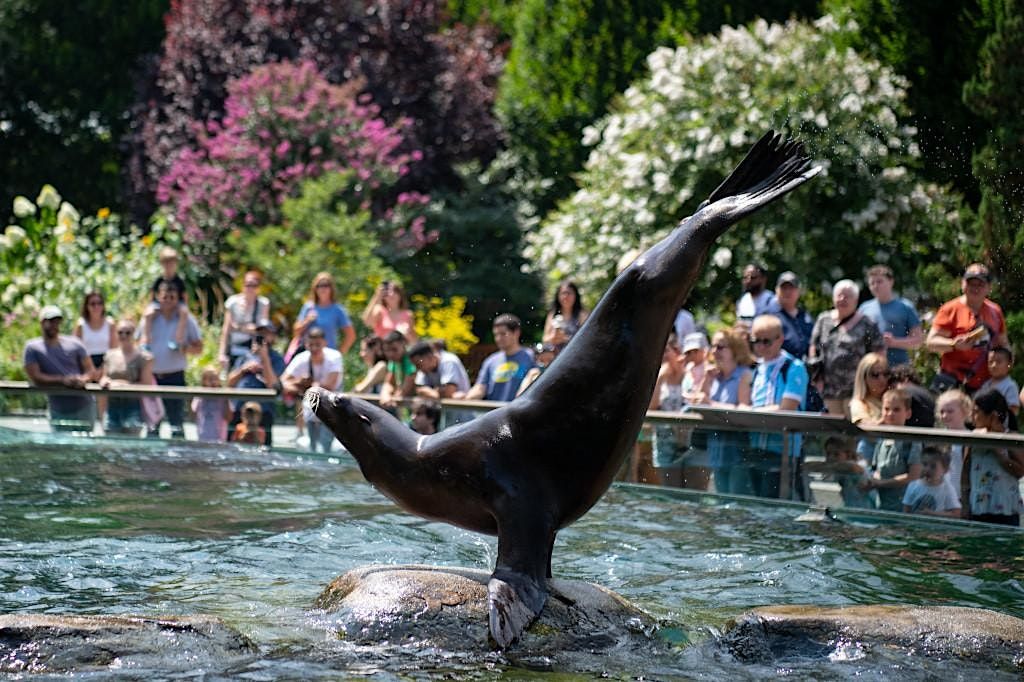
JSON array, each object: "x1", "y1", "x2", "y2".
[{"x1": 926, "y1": 263, "x2": 1009, "y2": 392}]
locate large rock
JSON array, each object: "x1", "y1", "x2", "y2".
[
  {"x1": 313, "y1": 564, "x2": 660, "y2": 658},
  {"x1": 0, "y1": 614, "x2": 255, "y2": 674},
  {"x1": 719, "y1": 604, "x2": 1024, "y2": 670}
]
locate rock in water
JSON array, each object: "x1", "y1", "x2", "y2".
[
  {"x1": 719, "y1": 605, "x2": 1024, "y2": 669},
  {"x1": 314, "y1": 565, "x2": 659, "y2": 656},
  {"x1": 0, "y1": 614, "x2": 255, "y2": 674}
]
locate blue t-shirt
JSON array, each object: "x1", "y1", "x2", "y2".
[
  {"x1": 23, "y1": 336, "x2": 92, "y2": 414},
  {"x1": 750, "y1": 351, "x2": 807, "y2": 457},
  {"x1": 769, "y1": 305, "x2": 815, "y2": 359},
  {"x1": 858, "y1": 298, "x2": 920, "y2": 366},
  {"x1": 298, "y1": 302, "x2": 352, "y2": 350},
  {"x1": 475, "y1": 348, "x2": 534, "y2": 402},
  {"x1": 706, "y1": 366, "x2": 753, "y2": 468},
  {"x1": 231, "y1": 348, "x2": 286, "y2": 412}
]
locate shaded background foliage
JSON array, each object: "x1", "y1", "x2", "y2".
[
  {"x1": 126, "y1": 0, "x2": 505, "y2": 227},
  {"x1": 1, "y1": 0, "x2": 1022, "y2": 359},
  {"x1": 495, "y1": 0, "x2": 820, "y2": 215},
  {"x1": 0, "y1": 0, "x2": 167, "y2": 211}
]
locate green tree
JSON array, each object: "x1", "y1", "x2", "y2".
[
  {"x1": 0, "y1": 0, "x2": 167, "y2": 215},
  {"x1": 496, "y1": 0, "x2": 818, "y2": 215},
  {"x1": 527, "y1": 16, "x2": 966, "y2": 313},
  {"x1": 397, "y1": 164, "x2": 544, "y2": 341},
  {"x1": 226, "y1": 172, "x2": 393, "y2": 326},
  {"x1": 963, "y1": 0, "x2": 1024, "y2": 309},
  {"x1": 822, "y1": 0, "x2": 1004, "y2": 203}
]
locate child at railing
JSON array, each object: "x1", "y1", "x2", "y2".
[
  {"x1": 822, "y1": 436, "x2": 874, "y2": 509},
  {"x1": 860, "y1": 387, "x2": 922, "y2": 511},
  {"x1": 962, "y1": 389, "x2": 1024, "y2": 526},
  {"x1": 191, "y1": 366, "x2": 231, "y2": 443},
  {"x1": 935, "y1": 388, "x2": 972, "y2": 505},
  {"x1": 410, "y1": 398, "x2": 441, "y2": 435},
  {"x1": 901, "y1": 446, "x2": 961, "y2": 517},
  {"x1": 233, "y1": 401, "x2": 266, "y2": 445}
]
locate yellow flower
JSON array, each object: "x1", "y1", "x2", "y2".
[
  {"x1": 142, "y1": 234, "x2": 155, "y2": 247},
  {"x1": 97, "y1": 207, "x2": 111, "y2": 219}
]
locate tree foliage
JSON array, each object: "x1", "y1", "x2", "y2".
[
  {"x1": 225, "y1": 171, "x2": 392, "y2": 324},
  {"x1": 397, "y1": 164, "x2": 544, "y2": 340},
  {"x1": 0, "y1": 0, "x2": 167, "y2": 215},
  {"x1": 156, "y1": 60, "x2": 426, "y2": 275},
  {"x1": 527, "y1": 16, "x2": 966, "y2": 312},
  {"x1": 496, "y1": 0, "x2": 818, "y2": 214},
  {"x1": 128, "y1": 0, "x2": 505, "y2": 224},
  {"x1": 822, "y1": 0, "x2": 1004, "y2": 203},
  {"x1": 963, "y1": 0, "x2": 1024, "y2": 309}
]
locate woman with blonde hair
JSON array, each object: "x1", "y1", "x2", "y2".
[
  {"x1": 293, "y1": 272, "x2": 356, "y2": 353},
  {"x1": 361, "y1": 280, "x2": 417, "y2": 344},
  {"x1": 849, "y1": 351, "x2": 889, "y2": 465},
  {"x1": 696, "y1": 327, "x2": 755, "y2": 494},
  {"x1": 850, "y1": 352, "x2": 889, "y2": 425}
]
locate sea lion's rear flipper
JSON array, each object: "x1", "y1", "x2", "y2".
[
  {"x1": 696, "y1": 130, "x2": 817, "y2": 212},
  {"x1": 487, "y1": 512, "x2": 553, "y2": 648},
  {"x1": 488, "y1": 568, "x2": 547, "y2": 649}
]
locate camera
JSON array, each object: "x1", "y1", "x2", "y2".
[{"x1": 254, "y1": 335, "x2": 265, "y2": 347}]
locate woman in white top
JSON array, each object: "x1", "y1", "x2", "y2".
[
  {"x1": 219, "y1": 270, "x2": 271, "y2": 371},
  {"x1": 74, "y1": 291, "x2": 116, "y2": 371},
  {"x1": 74, "y1": 291, "x2": 116, "y2": 425}
]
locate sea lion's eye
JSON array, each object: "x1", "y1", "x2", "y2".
[{"x1": 359, "y1": 414, "x2": 371, "y2": 425}]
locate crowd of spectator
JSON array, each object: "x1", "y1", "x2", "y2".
[
  {"x1": 634, "y1": 261, "x2": 1022, "y2": 525},
  {"x1": 19, "y1": 250, "x2": 1024, "y2": 526}
]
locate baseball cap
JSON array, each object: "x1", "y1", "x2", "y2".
[
  {"x1": 963, "y1": 263, "x2": 990, "y2": 282},
  {"x1": 682, "y1": 332, "x2": 709, "y2": 353},
  {"x1": 255, "y1": 319, "x2": 277, "y2": 333},
  {"x1": 776, "y1": 271, "x2": 800, "y2": 287},
  {"x1": 39, "y1": 305, "x2": 64, "y2": 321}
]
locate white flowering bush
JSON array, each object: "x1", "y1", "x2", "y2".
[
  {"x1": 2, "y1": 186, "x2": 175, "y2": 379},
  {"x1": 527, "y1": 15, "x2": 965, "y2": 310}
]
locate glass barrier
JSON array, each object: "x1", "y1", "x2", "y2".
[{"x1": 2, "y1": 381, "x2": 1022, "y2": 528}]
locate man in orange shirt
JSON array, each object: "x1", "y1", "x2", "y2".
[{"x1": 926, "y1": 263, "x2": 1009, "y2": 392}]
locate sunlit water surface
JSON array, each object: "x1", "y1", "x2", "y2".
[{"x1": 2, "y1": 428, "x2": 1023, "y2": 679}]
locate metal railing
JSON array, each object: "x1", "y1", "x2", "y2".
[{"x1": 2, "y1": 380, "x2": 1021, "y2": 528}]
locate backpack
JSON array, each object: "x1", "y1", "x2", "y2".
[{"x1": 778, "y1": 357, "x2": 826, "y2": 413}]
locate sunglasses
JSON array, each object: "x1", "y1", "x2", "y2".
[
  {"x1": 868, "y1": 370, "x2": 889, "y2": 379},
  {"x1": 315, "y1": 282, "x2": 332, "y2": 289},
  {"x1": 244, "y1": 282, "x2": 259, "y2": 288},
  {"x1": 117, "y1": 329, "x2": 134, "y2": 337},
  {"x1": 711, "y1": 343, "x2": 729, "y2": 351},
  {"x1": 88, "y1": 300, "x2": 104, "y2": 306},
  {"x1": 749, "y1": 336, "x2": 777, "y2": 346}
]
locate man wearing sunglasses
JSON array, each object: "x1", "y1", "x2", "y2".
[{"x1": 747, "y1": 314, "x2": 809, "y2": 500}]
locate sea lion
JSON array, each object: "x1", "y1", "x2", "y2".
[{"x1": 308, "y1": 130, "x2": 819, "y2": 648}]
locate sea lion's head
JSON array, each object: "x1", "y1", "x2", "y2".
[{"x1": 304, "y1": 388, "x2": 411, "y2": 462}]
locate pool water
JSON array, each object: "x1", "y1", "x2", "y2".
[{"x1": 2, "y1": 427, "x2": 1023, "y2": 679}]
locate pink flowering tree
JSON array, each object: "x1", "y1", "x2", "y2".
[{"x1": 156, "y1": 60, "x2": 432, "y2": 273}]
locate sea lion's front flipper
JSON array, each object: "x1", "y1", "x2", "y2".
[{"x1": 488, "y1": 569, "x2": 547, "y2": 649}]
